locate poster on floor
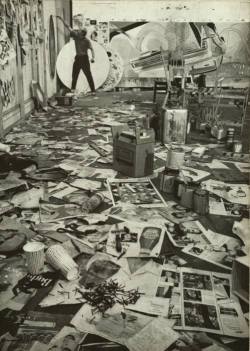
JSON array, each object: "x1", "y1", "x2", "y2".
[{"x1": 107, "y1": 178, "x2": 167, "y2": 207}]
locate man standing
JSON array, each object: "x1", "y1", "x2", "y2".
[{"x1": 56, "y1": 16, "x2": 96, "y2": 95}]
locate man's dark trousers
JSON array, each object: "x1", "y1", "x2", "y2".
[{"x1": 71, "y1": 54, "x2": 95, "y2": 92}]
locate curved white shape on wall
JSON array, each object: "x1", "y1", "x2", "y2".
[{"x1": 56, "y1": 40, "x2": 110, "y2": 93}]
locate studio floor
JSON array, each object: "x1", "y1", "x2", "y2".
[{"x1": 0, "y1": 90, "x2": 249, "y2": 351}]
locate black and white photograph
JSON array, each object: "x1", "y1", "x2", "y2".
[
  {"x1": 184, "y1": 302, "x2": 221, "y2": 331},
  {"x1": 183, "y1": 288, "x2": 202, "y2": 302},
  {"x1": 183, "y1": 272, "x2": 213, "y2": 291},
  {"x1": 0, "y1": 0, "x2": 249, "y2": 350},
  {"x1": 160, "y1": 270, "x2": 180, "y2": 287}
]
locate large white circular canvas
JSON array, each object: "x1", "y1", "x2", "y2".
[{"x1": 56, "y1": 40, "x2": 110, "y2": 92}]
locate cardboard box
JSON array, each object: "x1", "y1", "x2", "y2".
[
  {"x1": 113, "y1": 127, "x2": 155, "y2": 178},
  {"x1": 55, "y1": 96, "x2": 73, "y2": 106}
]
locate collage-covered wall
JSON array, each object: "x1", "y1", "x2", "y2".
[{"x1": 0, "y1": 0, "x2": 71, "y2": 136}]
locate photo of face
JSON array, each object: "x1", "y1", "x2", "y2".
[{"x1": 183, "y1": 288, "x2": 202, "y2": 302}]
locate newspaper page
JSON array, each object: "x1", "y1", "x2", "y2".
[
  {"x1": 182, "y1": 167, "x2": 211, "y2": 182},
  {"x1": 180, "y1": 267, "x2": 223, "y2": 334},
  {"x1": 201, "y1": 180, "x2": 250, "y2": 206},
  {"x1": 156, "y1": 264, "x2": 182, "y2": 326},
  {"x1": 108, "y1": 205, "x2": 168, "y2": 225},
  {"x1": 218, "y1": 300, "x2": 249, "y2": 338},
  {"x1": 106, "y1": 221, "x2": 165, "y2": 258},
  {"x1": 126, "y1": 317, "x2": 178, "y2": 351},
  {"x1": 209, "y1": 195, "x2": 247, "y2": 217},
  {"x1": 182, "y1": 235, "x2": 242, "y2": 271},
  {"x1": 126, "y1": 296, "x2": 170, "y2": 317},
  {"x1": 158, "y1": 201, "x2": 198, "y2": 224},
  {"x1": 211, "y1": 272, "x2": 232, "y2": 300},
  {"x1": 165, "y1": 220, "x2": 211, "y2": 247},
  {"x1": 71, "y1": 304, "x2": 153, "y2": 346},
  {"x1": 152, "y1": 263, "x2": 247, "y2": 337}
]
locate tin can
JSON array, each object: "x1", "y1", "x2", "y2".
[
  {"x1": 167, "y1": 148, "x2": 185, "y2": 170},
  {"x1": 226, "y1": 128, "x2": 235, "y2": 150},
  {"x1": 180, "y1": 184, "x2": 195, "y2": 209},
  {"x1": 174, "y1": 177, "x2": 185, "y2": 198},
  {"x1": 86, "y1": 193, "x2": 104, "y2": 212},
  {"x1": 174, "y1": 176, "x2": 192, "y2": 198},
  {"x1": 193, "y1": 189, "x2": 208, "y2": 215},
  {"x1": 160, "y1": 168, "x2": 179, "y2": 194}
]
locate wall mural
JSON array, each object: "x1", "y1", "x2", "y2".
[{"x1": 49, "y1": 14, "x2": 56, "y2": 78}]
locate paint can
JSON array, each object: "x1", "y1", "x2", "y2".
[
  {"x1": 180, "y1": 183, "x2": 196, "y2": 209},
  {"x1": 159, "y1": 168, "x2": 179, "y2": 194},
  {"x1": 166, "y1": 148, "x2": 185, "y2": 170},
  {"x1": 174, "y1": 176, "x2": 192, "y2": 198},
  {"x1": 193, "y1": 189, "x2": 209, "y2": 215},
  {"x1": 86, "y1": 193, "x2": 104, "y2": 212}
]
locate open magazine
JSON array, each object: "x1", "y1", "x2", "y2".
[{"x1": 155, "y1": 265, "x2": 248, "y2": 337}]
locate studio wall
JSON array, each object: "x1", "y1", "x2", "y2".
[{"x1": 0, "y1": 0, "x2": 71, "y2": 137}]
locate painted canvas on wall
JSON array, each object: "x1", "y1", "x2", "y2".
[
  {"x1": 72, "y1": 1, "x2": 249, "y2": 87},
  {"x1": 109, "y1": 21, "x2": 250, "y2": 85}
]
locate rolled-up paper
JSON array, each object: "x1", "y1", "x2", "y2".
[
  {"x1": 23, "y1": 242, "x2": 45, "y2": 274},
  {"x1": 46, "y1": 244, "x2": 79, "y2": 281}
]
